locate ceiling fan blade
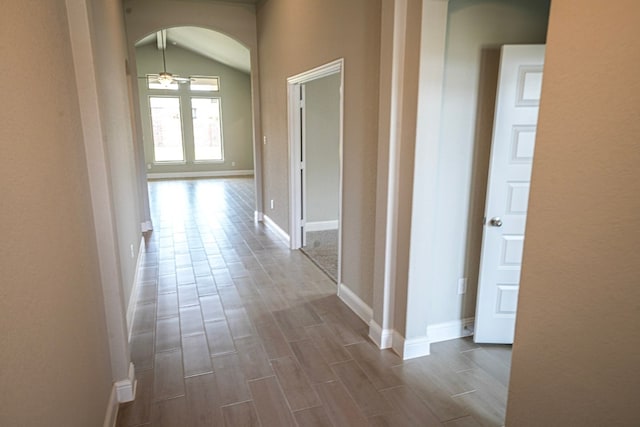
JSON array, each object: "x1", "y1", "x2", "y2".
[{"x1": 173, "y1": 76, "x2": 193, "y2": 83}]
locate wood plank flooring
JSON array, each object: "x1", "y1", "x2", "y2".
[{"x1": 116, "y1": 177, "x2": 511, "y2": 427}]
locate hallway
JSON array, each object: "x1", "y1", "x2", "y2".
[{"x1": 117, "y1": 177, "x2": 510, "y2": 427}]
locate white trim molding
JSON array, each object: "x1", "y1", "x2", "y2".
[
  {"x1": 115, "y1": 362, "x2": 137, "y2": 403},
  {"x1": 288, "y1": 60, "x2": 343, "y2": 83},
  {"x1": 126, "y1": 236, "x2": 146, "y2": 341},
  {"x1": 337, "y1": 283, "x2": 373, "y2": 324},
  {"x1": 254, "y1": 210, "x2": 264, "y2": 222},
  {"x1": 391, "y1": 331, "x2": 405, "y2": 358},
  {"x1": 263, "y1": 215, "x2": 290, "y2": 246},
  {"x1": 305, "y1": 220, "x2": 339, "y2": 232},
  {"x1": 426, "y1": 317, "x2": 475, "y2": 344},
  {"x1": 393, "y1": 332, "x2": 431, "y2": 360},
  {"x1": 147, "y1": 170, "x2": 254, "y2": 180},
  {"x1": 369, "y1": 320, "x2": 394, "y2": 349},
  {"x1": 384, "y1": 317, "x2": 475, "y2": 360},
  {"x1": 140, "y1": 220, "x2": 153, "y2": 232},
  {"x1": 103, "y1": 385, "x2": 119, "y2": 427}
]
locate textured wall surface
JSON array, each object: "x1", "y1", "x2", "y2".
[
  {"x1": 304, "y1": 73, "x2": 341, "y2": 223},
  {"x1": 507, "y1": 1, "x2": 640, "y2": 425},
  {"x1": 0, "y1": 1, "x2": 112, "y2": 425},
  {"x1": 257, "y1": 0, "x2": 381, "y2": 304}
]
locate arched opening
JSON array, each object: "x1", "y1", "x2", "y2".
[
  {"x1": 123, "y1": 1, "x2": 265, "y2": 228},
  {"x1": 133, "y1": 27, "x2": 254, "y2": 181}
]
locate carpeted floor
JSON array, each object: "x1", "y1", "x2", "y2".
[{"x1": 302, "y1": 229, "x2": 338, "y2": 282}]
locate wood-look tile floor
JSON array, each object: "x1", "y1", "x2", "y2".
[{"x1": 117, "y1": 177, "x2": 511, "y2": 427}]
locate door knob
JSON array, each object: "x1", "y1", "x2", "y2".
[{"x1": 489, "y1": 217, "x2": 503, "y2": 227}]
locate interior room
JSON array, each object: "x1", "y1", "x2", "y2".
[{"x1": 134, "y1": 27, "x2": 255, "y2": 179}]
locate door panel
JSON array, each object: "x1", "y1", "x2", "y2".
[{"x1": 474, "y1": 45, "x2": 545, "y2": 344}]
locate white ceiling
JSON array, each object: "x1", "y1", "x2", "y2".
[{"x1": 136, "y1": 26, "x2": 251, "y2": 74}]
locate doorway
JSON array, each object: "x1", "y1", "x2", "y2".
[
  {"x1": 475, "y1": 44, "x2": 545, "y2": 344},
  {"x1": 287, "y1": 60, "x2": 344, "y2": 283}
]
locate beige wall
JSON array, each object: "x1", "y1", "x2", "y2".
[
  {"x1": 304, "y1": 73, "x2": 341, "y2": 223},
  {"x1": 506, "y1": 1, "x2": 640, "y2": 425},
  {"x1": 428, "y1": 0, "x2": 549, "y2": 327},
  {"x1": 136, "y1": 44, "x2": 254, "y2": 174},
  {"x1": 0, "y1": 1, "x2": 112, "y2": 425},
  {"x1": 257, "y1": 0, "x2": 381, "y2": 304}
]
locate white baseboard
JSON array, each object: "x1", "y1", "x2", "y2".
[
  {"x1": 147, "y1": 170, "x2": 254, "y2": 180},
  {"x1": 140, "y1": 220, "x2": 153, "y2": 232},
  {"x1": 392, "y1": 331, "x2": 431, "y2": 360},
  {"x1": 387, "y1": 318, "x2": 475, "y2": 360},
  {"x1": 263, "y1": 214, "x2": 290, "y2": 245},
  {"x1": 368, "y1": 320, "x2": 393, "y2": 349},
  {"x1": 116, "y1": 362, "x2": 137, "y2": 403},
  {"x1": 103, "y1": 383, "x2": 119, "y2": 427},
  {"x1": 126, "y1": 236, "x2": 145, "y2": 341},
  {"x1": 426, "y1": 317, "x2": 475, "y2": 344},
  {"x1": 305, "y1": 220, "x2": 339, "y2": 232},
  {"x1": 391, "y1": 331, "x2": 405, "y2": 358},
  {"x1": 368, "y1": 324, "x2": 430, "y2": 359},
  {"x1": 254, "y1": 210, "x2": 264, "y2": 222},
  {"x1": 337, "y1": 283, "x2": 373, "y2": 324},
  {"x1": 104, "y1": 362, "x2": 136, "y2": 427}
]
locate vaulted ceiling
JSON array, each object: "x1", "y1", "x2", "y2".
[{"x1": 135, "y1": 26, "x2": 251, "y2": 74}]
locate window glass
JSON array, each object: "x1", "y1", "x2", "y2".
[
  {"x1": 149, "y1": 97, "x2": 184, "y2": 162},
  {"x1": 192, "y1": 98, "x2": 223, "y2": 161},
  {"x1": 190, "y1": 76, "x2": 220, "y2": 92}
]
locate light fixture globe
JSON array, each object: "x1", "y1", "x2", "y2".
[{"x1": 158, "y1": 71, "x2": 174, "y2": 87}]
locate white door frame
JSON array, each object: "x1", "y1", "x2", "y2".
[{"x1": 287, "y1": 59, "x2": 344, "y2": 283}]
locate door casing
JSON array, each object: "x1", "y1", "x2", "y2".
[{"x1": 287, "y1": 59, "x2": 344, "y2": 284}]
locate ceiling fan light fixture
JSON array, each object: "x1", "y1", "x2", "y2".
[{"x1": 158, "y1": 71, "x2": 174, "y2": 87}]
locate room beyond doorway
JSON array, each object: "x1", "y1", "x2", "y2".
[{"x1": 287, "y1": 60, "x2": 344, "y2": 284}]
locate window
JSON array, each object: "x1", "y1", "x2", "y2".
[
  {"x1": 146, "y1": 74, "x2": 179, "y2": 90},
  {"x1": 192, "y1": 98, "x2": 223, "y2": 161},
  {"x1": 149, "y1": 97, "x2": 184, "y2": 162},
  {"x1": 190, "y1": 76, "x2": 220, "y2": 92}
]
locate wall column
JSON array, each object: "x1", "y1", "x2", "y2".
[
  {"x1": 66, "y1": 0, "x2": 135, "y2": 401},
  {"x1": 371, "y1": 0, "x2": 450, "y2": 359},
  {"x1": 401, "y1": 0, "x2": 449, "y2": 357}
]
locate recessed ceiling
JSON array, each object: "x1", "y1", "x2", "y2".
[{"x1": 135, "y1": 27, "x2": 251, "y2": 74}]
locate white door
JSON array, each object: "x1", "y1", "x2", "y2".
[{"x1": 475, "y1": 45, "x2": 545, "y2": 344}]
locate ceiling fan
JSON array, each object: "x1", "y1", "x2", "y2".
[{"x1": 142, "y1": 30, "x2": 193, "y2": 87}]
